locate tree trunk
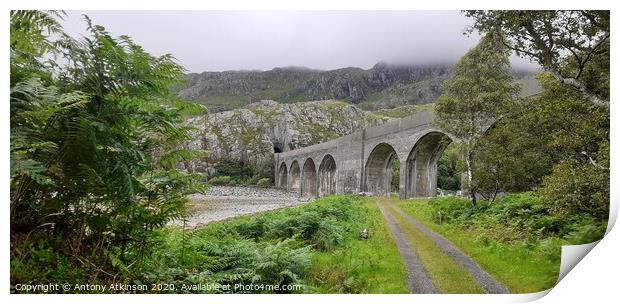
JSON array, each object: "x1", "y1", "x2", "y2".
[{"x1": 465, "y1": 150, "x2": 477, "y2": 206}]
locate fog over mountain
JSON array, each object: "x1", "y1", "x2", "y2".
[{"x1": 61, "y1": 10, "x2": 539, "y2": 73}]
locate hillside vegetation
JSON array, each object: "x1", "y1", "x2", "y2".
[{"x1": 178, "y1": 63, "x2": 539, "y2": 112}]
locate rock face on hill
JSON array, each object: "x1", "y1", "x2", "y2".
[
  {"x1": 183, "y1": 100, "x2": 411, "y2": 174},
  {"x1": 178, "y1": 62, "x2": 453, "y2": 112}
]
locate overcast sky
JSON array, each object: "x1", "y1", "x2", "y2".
[{"x1": 61, "y1": 11, "x2": 538, "y2": 73}]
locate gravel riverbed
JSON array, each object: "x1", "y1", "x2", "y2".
[{"x1": 172, "y1": 186, "x2": 310, "y2": 228}]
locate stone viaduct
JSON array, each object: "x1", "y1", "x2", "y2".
[{"x1": 274, "y1": 109, "x2": 456, "y2": 199}]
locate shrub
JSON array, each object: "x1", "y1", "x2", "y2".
[
  {"x1": 256, "y1": 178, "x2": 272, "y2": 188},
  {"x1": 214, "y1": 159, "x2": 275, "y2": 186},
  {"x1": 487, "y1": 194, "x2": 549, "y2": 226},
  {"x1": 142, "y1": 236, "x2": 310, "y2": 294},
  {"x1": 214, "y1": 160, "x2": 254, "y2": 181},
  {"x1": 244, "y1": 176, "x2": 261, "y2": 186},
  {"x1": 228, "y1": 195, "x2": 361, "y2": 251},
  {"x1": 562, "y1": 216, "x2": 606, "y2": 245},
  {"x1": 428, "y1": 193, "x2": 606, "y2": 244},
  {"x1": 312, "y1": 220, "x2": 345, "y2": 251},
  {"x1": 230, "y1": 217, "x2": 267, "y2": 241},
  {"x1": 428, "y1": 196, "x2": 473, "y2": 224},
  {"x1": 11, "y1": 240, "x2": 87, "y2": 289},
  {"x1": 10, "y1": 11, "x2": 207, "y2": 284},
  {"x1": 209, "y1": 175, "x2": 232, "y2": 186},
  {"x1": 251, "y1": 239, "x2": 311, "y2": 290},
  {"x1": 139, "y1": 195, "x2": 369, "y2": 293},
  {"x1": 538, "y1": 158, "x2": 610, "y2": 221}
]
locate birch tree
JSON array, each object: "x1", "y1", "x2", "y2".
[{"x1": 435, "y1": 34, "x2": 520, "y2": 205}]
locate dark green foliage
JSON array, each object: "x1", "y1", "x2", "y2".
[
  {"x1": 472, "y1": 113, "x2": 553, "y2": 199},
  {"x1": 437, "y1": 144, "x2": 461, "y2": 191},
  {"x1": 10, "y1": 11, "x2": 207, "y2": 286},
  {"x1": 10, "y1": 239, "x2": 88, "y2": 289},
  {"x1": 139, "y1": 195, "x2": 369, "y2": 293},
  {"x1": 208, "y1": 175, "x2": 233, "y2": 186},
  {"x1": 143, "y1": 236, "x2": 310, "y2": 294},
  {"x1": 227, "y1": 196, "x2": 358, "y2": 251},
  {"x1": 532, "y1": 74, "x2": 609, "y2": 221},
  {"x1": 462, "y1": 11, "x2": 610, "y2": 215},
  {"x1": 213, "y1": 159, "x2": 274, "y2": 186},
  {"x1": 538, "y1": 158, "x2": 609, "y2": 220},
  {"x1": 256, "y1": 178, "x2": 272, "y2": 188},
  {"x1": 215, "y1": 160, "x2": 254, "y2": 180},
  {"x1": 427, "y1": 193, "x2": 605, "y2": 244},
  {"x1": 471, "y1": 72, "x2": 609, "y2": 220}
]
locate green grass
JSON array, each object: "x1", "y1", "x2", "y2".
[
  {"x1": 395, "y1": 199, "x2": 560, "y2": 293},
  {"x1": 307, "y1": 200, "x2": 409, "y2": 293},
  {"x1": 140, "y1": 195, "x2": 409, "y2": 294},
  {"x1": 373, "y1": 104, "x2": 434, "y2": 119},
  {"x1": 382, "y1": 199, "x2": 484, "y2": 293}
]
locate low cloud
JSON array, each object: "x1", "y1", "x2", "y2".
[{"x1": 61, "y1": 10, "x2": 539, "y2": 73}]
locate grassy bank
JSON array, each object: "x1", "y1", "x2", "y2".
[
  {"x1": 307, "y1": 199, "x2": 408, "y2": 293},
  {"x1": 395, "y1": 194, "x2": 587, "y2": 293},
  {"x1": 137, "y1": 195, "x2": 408, "y2": 293}
]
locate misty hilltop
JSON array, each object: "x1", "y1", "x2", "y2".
[{"x1": 177, "y1": 62, "x2": 539, "y2": 112}]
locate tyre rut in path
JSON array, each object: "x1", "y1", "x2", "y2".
[
  {"x1": 376, "y1": 202, "x2": 438, "y2": 294},
  {"x1": 386, "y1": 200, "x2": 510, "y2": 294}
]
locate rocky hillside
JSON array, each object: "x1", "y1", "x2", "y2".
[
  {"x1": 183, "y1": 100, "x2": 430, "y2": 174},
  {"x1": 178, "y1": 62, "x2": 452, "y2": 112}
]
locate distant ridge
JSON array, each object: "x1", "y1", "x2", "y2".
[{"x1": 177, "y1": 61, "x2": 539, "y2": 112}]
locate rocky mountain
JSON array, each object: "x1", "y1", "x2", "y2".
[
  {"x1": 183, "y1": 100, "x2": 431, "y2": 174},
  {"x1": 178, "y1": 62, "x2": 453, "y2": 112},
  {"x1": 179, "y1": 63, "x2": 541, "y2": 177}
]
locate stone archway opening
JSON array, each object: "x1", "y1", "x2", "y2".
[
  {"x1": 405, "y1": 132, "x2": 453, "y2": 198},
  {"x1": 301, "y1": 158, "x2": 317, "y2": 198},
  {"x1": 318, "y1": 154, "x2": 337, "y2": 197},
  {"x1": 364, "y1": 143, "x2": 399, "y2": 196},
  {"x1": 437, "y1": 143, "x2": 461, "y2": 194},
  {"x1": 390, "y1": 156, "x2": 401, "y2": 194},
  {"x1": 289, "y1": 161, "x2": 301, "y2": 194},
  {"x1": 277, "y1": 162, "x2": 288, "y2": 189}
]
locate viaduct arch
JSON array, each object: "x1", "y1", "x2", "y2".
[
  {"x1": 318, "y1": 154, "x2": 337, "y2": 197},
  {"x1": 274, "y1": 109, "x2": 456, "y2": 199}
]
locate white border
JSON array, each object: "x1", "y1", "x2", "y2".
[{"x1": 2, "y1": 1, "x2": 617, "y2": 304}]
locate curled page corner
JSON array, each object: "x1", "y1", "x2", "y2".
[
  {"x1": 550, "y1": 192, "x2": 617, "y2": 287},
  {"x1": 556, "y1": 241, "x2": 600, "y2": 283},
  {"x1": 605, "y1": 202, "x2": 618, "y2": 233},
  {"x1": 512, "y1": 241, "x2": 601, "y2": 303},
  {"x1": 509, "y1": 289, "x2": 552, "y2": 303},
  {"x1": 514, "y1": 199, "x2": 615, "y2": 302}
]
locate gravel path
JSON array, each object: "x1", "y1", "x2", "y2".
[
  {"x1": 386, "y1": 201, "x2": 510, "y2": 294},
  {"x1": 376, "y1": 201, "x2": 438, "y2": 294},
  {"x1": 173, "y1": 186, "x2": 309, "y2": 228}
]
